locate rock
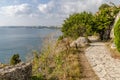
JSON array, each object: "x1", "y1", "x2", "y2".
[
  {"x1": 70, "y1": 37, "x2": 88, "y2": 47},
  {"x1": 88, "y1": 36, "x2": 99, "y2": 42},
  {"x1": 111, "y1": 43, "x2": 116, "y2": 49},
  {"x1": 100, "y1": 78, "x2": 106, "y2": 80},
  {"x1": 97, "y1": 69, "x2": 106, "y2": 78},
  {"x1": 115, "y1": 78, "x2": 120, "y2": 80},
  {"x1": 110, "y1": 28, "x2": 114, "y2": 39},
  {"x1": 104, "y1": 75, "x2": 115, "y2": 80},
  {"x1": 109, "y1": 71, "x2": 120, "y2": 78},
  {"x1": 0, "y1": 62, "x2": 32, "y2": 80},
  {"x1": 93, "y1": 66, "x2": 102, "y2": 72}
]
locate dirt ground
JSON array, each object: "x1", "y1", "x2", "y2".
[{"x1": 79, "y1": 52, "x2": 99, "y2": 80}]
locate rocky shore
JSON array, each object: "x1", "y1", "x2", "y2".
[{"x1": 0, "y1": 62, "x2": 32, "y2": 80}]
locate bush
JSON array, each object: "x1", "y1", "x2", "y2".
[
  {"x1": 10, "y1": 54, "x2": 21, "y2": 65},
  {"x1": 32, "y1": 36, "x2": 81, "y2": 79},
  {"x1": 114, "y1": 18, "x2": 120, "y2": 52},
  {"x1": 58, "y1": 35, "x2": 64, "y2": 41},
  {"x1": 61, "y1": 12, "x2": 94, "y2": 39}
]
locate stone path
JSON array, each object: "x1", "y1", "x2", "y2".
[
  {"x1": 85, "y1": 42, "x2": 120, "y2": 80},
  {"x1": 79, "y1": 53, "x2": 99, "y2": 80}
]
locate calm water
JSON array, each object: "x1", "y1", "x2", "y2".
[{"x1": 0, "y1": 27, "x2": 61, "y2": 63}]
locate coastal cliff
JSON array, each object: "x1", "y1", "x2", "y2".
[{"x1": 0, "y1": 62, "x2": 32, "y2": 80}]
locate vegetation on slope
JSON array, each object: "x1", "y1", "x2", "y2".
[
  {"x1": 61, "y1": 11, "x2": 94, "y2": 39},
  {"x1": 61, "y1": 3, "x2": 120, "y2": 40},
  {"x1": 32, "y1": 37, "x2": 82, "y2": 80},
  {"x1": 10, "y1": 54, "x2": 21, "y2": 65},
  {"x1": 32, "y1": 3, "x2": 120, "y2": 80}
]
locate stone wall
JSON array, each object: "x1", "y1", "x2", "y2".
[{"x1": 0, "y1": 62, "x2": 32, "y2": 80}]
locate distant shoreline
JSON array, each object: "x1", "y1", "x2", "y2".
[{"x1": 0, "y1": 26, "x2": 61, "y2": 29}]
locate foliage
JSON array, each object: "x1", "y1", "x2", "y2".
[
  {"x1": 114, "y1": 19, "x2": 120, "y2": 52},
  {"x1": 32, "y1": 2, "x2": 120, "y2": 79},
  {"x1": 58, "y1": 35, "x2": 64, "y2": 41},
  {"x1": 10, "y1": 54, "x2": 21, "y2": 65},
  {"x1": 99, "y1": 3, "x2": 110, "y2": 10},
  {"x1": 32, "y1": 37, "x2": 81, "y2": 80},
  {"x1": 61, "y1": 12, "x2": 94, "y2": 39},
  {"x1": 61, "y1": 3, "x2": 120, "y2": 41},
  {"x1": 91, "y1": 3, "x2": 120, "y2": 40},
  {"x1": 94, "y1": 6, "x2": 114, "y2": 40}
]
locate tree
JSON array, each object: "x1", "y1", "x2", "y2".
[
  {"x1": 99, "y1": 3, "x2": 110, "y2": 10},
  {"x1": 61, "y1": 12, "x2": 94, "y2": 39},
  {"x1": 10, "y1": 54, "x2": 21, "y2": 65},
  {"x1": 114, "y1": 19, "x2": 120, "y2": 52},
  {"x1": 93, "y1": 3, "x2": 119, "y2": 40},
  {"x1": 61, "y1": 3, "x2": 120, "y2": 41}
]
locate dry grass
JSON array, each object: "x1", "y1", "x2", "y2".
[
  {"x1": 0, "y1": 63, "x2": 8, "y2": 69},
  {"x1": 106, "y1": 42, "x2": 120, "y2": 59},
  {"x1": 32, "y1": 36, "x2": 82, "y2": 80}
]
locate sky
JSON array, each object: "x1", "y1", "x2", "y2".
[{"x1": 0, "y1": 0, "x2": 119, "y2": 26}]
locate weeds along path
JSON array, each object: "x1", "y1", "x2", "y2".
[
  {"x1": 79, "y1": 52, "x2": 99, "y2": 80},
  {"x1": 85, "y1": 42, "x2": 120, "y2": 80}
]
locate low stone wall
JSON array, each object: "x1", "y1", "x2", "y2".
[{"x1": 0, "y1": 62, "x2": 32, "y2": 80}]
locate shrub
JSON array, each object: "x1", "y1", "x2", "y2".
[
  {"x1": 114, "y1": 18, "x2": 120, "y2": 52},
  {"x1": 32, "y1": 36, "x2": 81, "y2": 80},
  {"x1": 61, "y1": 12, "x2": 94, "y2": 39},
  {"x1": 10, "y1": 54, "x2": 21, "y2": 65},
  {"x1": 58, "y1": 35, "x2": 64, "y2": 41}
]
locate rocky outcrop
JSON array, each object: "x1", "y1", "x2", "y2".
[
  {"x1": 70, "y1": 37, "x2": 88, "y2": 47},
  {"x1": 0, "y1": 62, "x2": 32, "y2": 80}
]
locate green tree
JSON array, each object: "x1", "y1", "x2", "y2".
[
  {"x1": 99, "y1": 3, "x2": 110, "y2": 10},
  {"x1": 61, "y1": 12, "x2": 94, "y2": 39},
  {"x1": 61, "y1": 3, "x2": 120, "y2": 40},
  {"x1": 93, "y1": 3, "x2": 119, "y2": 40},
  {"x1": 10, "y1": 54, "x2": 21, "y2": 65},
  {"x1": 114, "y1": 19, "x2": 120, "y2": 52}
]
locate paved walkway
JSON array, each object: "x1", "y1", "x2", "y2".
[
  {"x1": 85, "y1": 42, "x2": 120, "y2": 80},
  {"x1": 79, "y1": 53, "x2": 99, "y2": 80}
]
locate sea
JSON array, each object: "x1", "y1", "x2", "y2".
[{"x1": 0, "y1": 27, "x2": 61, "y2": 63}]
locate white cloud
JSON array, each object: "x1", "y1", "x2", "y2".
[
  {"x1": 37, "y1": 0, "x2": 104, "y2": 18},
  {"x1": 60, "y1": 0, "x2": 104, "y2": 15},
  {"x1": 0, "y1": 3, "x2": 32, "y2": 16},
  {"x1": 38, "y1": 1, "x2": 54, "y2": 13},
  {"x1": 0, "y1": 0, "x2": 118, "y2": 26}
]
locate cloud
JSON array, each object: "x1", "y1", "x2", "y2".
[
  {"x1": 38, "y1": 1, "x2": 54, "y2": 13},
  {"x1": 0, "y1": 0, "x2": 104, "y2": 18},
  {"x1": 0, "y1": 0, "x2": 116, "y2": 26},
  {"x1": 60, "y1": 0, "x2": 104, "y2": 15},
  {"x1": 32, "y1": 0, "x2": 38, "y2": 3},
  {"x1": 37, "y1": 0, "x2": 104, "y2": 18},
  {"x1": 0, "y1": 3, "x2": 32, "y2": 16},
  {"x1": 35, "y1": 0, "x2": 105, "y2": 26}
]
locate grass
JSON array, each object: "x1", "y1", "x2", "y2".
[{"x1": 32, "y1": 36, "x2": 82, "y2": 80}]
